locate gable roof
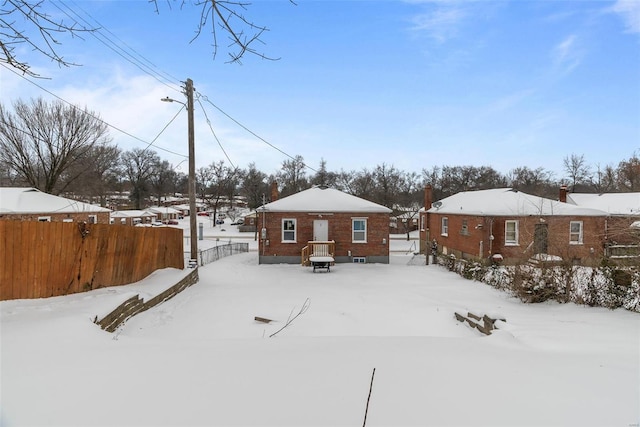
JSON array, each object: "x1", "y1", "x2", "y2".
[
  {"x1": 261, "y1": 187, "x2": 392, "y2": 213},
  {"x1": 427, "y1": 188, "x2": 607, "y2": 217},
  {"x1": 0, "y1": 187, "x2": 110, "y2": 214},
  {"x1": 566, "y1": 192, "x2": 640, "y2": 216}
]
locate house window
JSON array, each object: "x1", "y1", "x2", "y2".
[
  {"x1": 461, "y1": 220, "x2": 469, "y2": 235},
  {"x1": 420, "y1": 214, "x2": 425, "y2": 231},
  {"x1": 88, "y1": 215, "x2": 97, "y2": 224},
  {"x1": 441, "y1": 217, "x2": 448, "y2": 236},
  {"x1": 505, "y1": 220, "x2": 519, "y2": 245},
  {"x1": 62, "y1": 219, "x2": 73, "y2": 223},
  {"x1": 570, "y1": 221, "x2": 583, "y2": 244},
  {"x1": 38, "y1": 216, "x2": 51, "y2": 222},
  {"x1": 282, "y1": 219, "x2": 296, "y2": 242},
  {"x1": 352, "y1": 218, "x2": 367, "y2": 243},
  {"x1": 353, "y1": 257, "x2": 366, "y2": 263}
]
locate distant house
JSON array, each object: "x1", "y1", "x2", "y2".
[
  {"x1": 0, "y1": 187, "x2": 111, "y2": 224},
  {"x1": 110, "y1": 210, "x2": 158, "y2": 226},
  {"x1": 257, "y1": 186, "x2": 392, "y2": 265},
  {"x1": 147, "y1": 206, "x2": 182, "y2": 221},
  {"x1": 419, "y1": 186, "x2": 609, "y2": 265}
]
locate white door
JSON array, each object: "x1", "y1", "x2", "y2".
[{"x1": 313, "y1": 220, "x2": 329, "y2": 241}]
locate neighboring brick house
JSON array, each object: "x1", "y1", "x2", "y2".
[
  {"x1": 419, "y1": 186, "x2": 609, "y2": 265},
  {"x1": 147, "y1": 206, "x2": 181, "y2": 221},
  {"x1": 257, "y1": 186, "x2": 392, "y2": 265},
  {"x1": 565, "y1": 190, "x2": 640, "y2": 259},
  {"x1": 0, "y1": 187, "x2": 111, "y2": 224}
]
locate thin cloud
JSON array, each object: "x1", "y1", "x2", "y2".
[
  {"x1": 611, "y1": 0, "x2": 640, "y2": 33},
  {"x1": 552, "y1": 34, "x2": 583, "y2": 74},
  {"x1": 409, "y1": 1, "x2": 467, "y2": 43}
]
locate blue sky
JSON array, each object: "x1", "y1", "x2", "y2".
[{"x1": 2, "y1": 0, "x2": 639, "y2": 179}]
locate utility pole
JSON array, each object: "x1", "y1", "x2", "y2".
[
  {"x1": 186, "y1": 78, "x2": 197, "y2": 263},
  {"x1": 161, "y1": 78, "x2": 198, "y2": 265}
]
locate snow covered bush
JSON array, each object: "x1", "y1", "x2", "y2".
[{"x1": 441, "y1": 255, "x2": 640, "y2": 313}]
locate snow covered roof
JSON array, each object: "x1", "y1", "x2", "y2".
[
  {"x1": 110, "y1": 210, "x2": 157, "y2": 218},
  {"x1": 428, "y1": 188, "x2": 607, "y2": 217},
  {"x1": 566, "y1": 192, "x2": 640, "y2": 216},
  {"x1": 147, "y1": 206, "x2": 182, "y2": 215},
  {"x1": 0, "y1": 187, "x2": 110, "y2": 214},
  {"x1": 261, "y1": 187, "x2": 392, "y2": 213}
]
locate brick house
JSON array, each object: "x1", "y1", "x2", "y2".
[
  {"x1": 257, "y1": 186, "x2": 392, "y2": 265},
  {"x1": 110, "y1": 210, "x2": 158, "y2": 226},
  {"x1": 419, "y1": 186, "x2": 609, "y2": 265},
  {"x1": 0, "y1": 187, "x2": 111, "y2": 224},
  {"x1": 565, "y1": 190, "x2": 640, "y2": 259}
]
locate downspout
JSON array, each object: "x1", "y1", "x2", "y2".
[{"x1": 489, "y1": 218, "x2": 494, "y2": 256}]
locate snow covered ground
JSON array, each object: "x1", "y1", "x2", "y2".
[{"x1": 1, "y1": 220, "x2": 639, "y2": 426}]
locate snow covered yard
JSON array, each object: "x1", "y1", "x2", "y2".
[{"x1": 2, "y1": 252, "x2": 639, "y2": 426}]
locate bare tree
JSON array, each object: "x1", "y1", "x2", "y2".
[
  {"x1": 240, "y1": 162, "x2": 268, "y2": 209},
  {"x1": 122, "y1": 148, "x2": 161, "y2": 209},
  {"x1": 62, "y1": 143, "x2": 121, "y2": 206},
  {"x1": 506, "y1": 166, "x2": 556, "y2": 198},
  {"x1": 149, "y1": 160, "x2": 178, "y2": 205},
  {"x1": 617, "y1": 152, "x2": 640, "y2": 191},
  {"x1": 310, "y1": 158, "x2": 337, "y2": 188},
  {"x1": 0, "y1": 0, "x2": 92, "y2": 76},
  {"x1": 339, "y1": 168, "x2": 375, "y2": 199},
  {"x1": 0, "y1": 97, "x2": 111, "y2": 194},
  {"x1": 198, "y1": 160, "x2": 240, "y2": 220},
  {"x1": 371, "y1": 163, "x2": 403, "y2": 208},
  {"x1": 563, "y1": 153, "x2": 591, "y2": 191},
  {"x1": 277, "y1": 155, "x2": 308, "y2": 197},
  {"x1": 590, "y1": 163, "x2": 617, "y2": 193},
  {"x1": 2, "y1": 0, "x2": 294, "y2": 76},
  {"x1": 152, "y1": 0, "x2": 296, "y2": 63}
]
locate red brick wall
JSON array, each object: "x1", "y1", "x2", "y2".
[
  {"x1": 258, "y1": 211, "x2": 390, "y2": 258},
  {"x1": 424, "y1": 212, "x2": 607, "y2": 264}
]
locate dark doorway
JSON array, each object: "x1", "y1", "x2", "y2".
[{"x1": 534, "y1": 223, "x2": 548, "y2": 254}]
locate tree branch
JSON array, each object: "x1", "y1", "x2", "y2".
[{"x1": 269, "y1": 298, "x2": 310, "y2": 338}]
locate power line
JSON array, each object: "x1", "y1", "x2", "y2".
[
  {"x1": 53, "y1": 0, "x2": 183, "y2": 94},
  {"x1": 1, "y1": 63, "x2": 188, "y2": 159},
  {"x1": 5, "y1": 2, "x2": 319, "y2": 173},
  {"x1": 197, "y1": 92, "x2": 318, "y2": 173},
  {"x1": 196, "y1": 97, "x2": 236, "y2": 169}
]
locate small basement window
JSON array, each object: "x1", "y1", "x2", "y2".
[{"x1": 353, "y1": 257, "x2": 366, "y2": 263}]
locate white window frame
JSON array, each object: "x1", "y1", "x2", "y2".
[
  {"x1": 352, "y1": 218, "x2": 367, "y2": 243},
  {"x1": 441, "y1": 217, "x2": 448, "y2": 236},
  {"x1": 505, "y1": 220, "x2": 519, "y2": 245},
  {"x1": 38, "y1": 216, "x2": 51, "y2": 222},
  {"x1": 282, "y1": 218, "x2": 297, "y2": 242},
  {"x1": 569, "y1": 221, "x2": 583, "y2": 245},
  {"x1": 62, "y1": 218, "x2": 73, "y2": 223},
  {"x1": 88, "y1": 215, "x2": 97, "y2": 224},
  {"x1": 352, "y1": 257, "x2": 366, "y2": 263}
]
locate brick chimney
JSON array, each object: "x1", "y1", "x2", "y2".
[
  {"x1": 270, "y1": 182, "x2": 279, "y2": 202},
  {"x1": 559, "y1": 185, "x2": 568, "y2": 203},
  {"x1": 424, "y1": 185, "x2": 433, "y2": 210}
]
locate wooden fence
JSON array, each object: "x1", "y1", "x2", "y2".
[
  {"x1": 0, "y1": 221, "x2": 184, "y2": 301},
  {"x1": 96, "y1": 268, "x2": 199, "y2": 332}
]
